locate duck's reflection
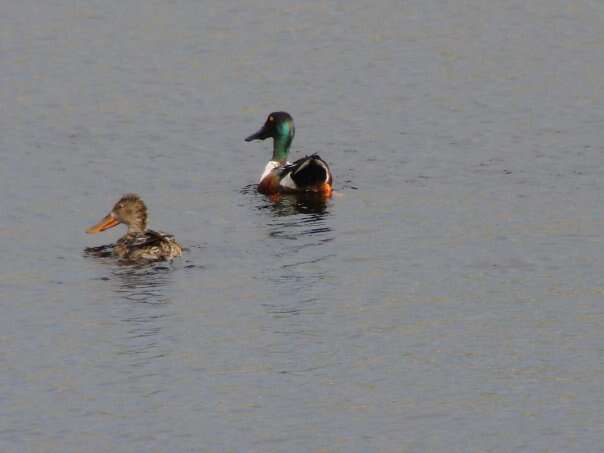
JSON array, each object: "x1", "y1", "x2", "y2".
[
  {"x1": 110, "y1": 264, "x2": 173, "y2": 304},
  {"x1": 259, "y1": 193, "x2": 329, "y2": 217},
  {"x1": 253, "y1": 192, "x2": 335, "y2": 327},
  {"x1": 89, "y1": 262, "x2": 177, "y2": 378},
  {"x1": 109, "y1": 266, "x2": 173, "y2": 361},
  {"x1": 87, "y1": 253, "x2": 174, "y2": 303},
  {"x1": 242, "y1": 184, "x2": 330, "y2": 217},
  {"x1": 258, "y1": 193, "x2": 334, "y2": 244},
  {"x1": 250, "y1": 192, "x2": 337, "y2": 374}
]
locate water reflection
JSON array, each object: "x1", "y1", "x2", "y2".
[
  {"x1": 241, "y1": 184, "x2": 329, "y2": 216},
  {"x1": 251, "y1": 192, "x2": 336, "y2": 327},
  {"x1": 263, "y1": 296, "x2": 324, "y2": 320},
  {"x1": 98, "y1": 264, "x2": 177, "y2": 380},
  {"x1": 110, "y1": 264, "x2": 173, "y2": 305},
  {"x1": 85, "y1": 252, "x2": 176, "y2": 359},
  {"x1": 248, "y1": 192, "x2": 336, "y2": 374},
  {"x1": 256, "y1": 193, "x2": 332, "y2": 240},
  {"x1": 259, "y1": 193, "x2": 329, "y2": 217},
  {"x1": 86, "y1": 248, "x2": 175, "y2": 304}
]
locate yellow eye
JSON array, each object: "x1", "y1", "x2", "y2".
[{"x1": 269, "y1": 116, "x2": 274, "y2": 122}]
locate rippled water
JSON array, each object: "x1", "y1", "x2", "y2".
[{"x1": 2, "y1": 0, "x2": 604, "y2": 451}]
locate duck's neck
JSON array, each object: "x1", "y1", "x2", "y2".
[
  {"x1": 272, "y1": 136, "x2": 291, "y2": 163},
  {"x1": 126, "y1": 218, "x2": 147, "y2": 235},
  {"x1": 272, "y1": 123, "x2": 294, "y2": 163}
]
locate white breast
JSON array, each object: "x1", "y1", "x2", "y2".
[
  {"x1": 259, "y1": 161, "x2": 280, "y2": 183},
  {"x1": 259, "y1": 160, "x2": 292, "y2": 183}
]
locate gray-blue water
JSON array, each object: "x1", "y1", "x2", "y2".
[{"x1": 2, "y1": 1, "x2": 604, "y2": 451}]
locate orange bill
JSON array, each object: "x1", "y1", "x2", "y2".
[{"x1": 86, "y1": 213, "x2": 119, "y2": 234}]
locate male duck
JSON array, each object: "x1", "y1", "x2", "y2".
[
  {"x1": 85, "y1": 193, "x2": 183, "y2": 262},
  {"x1": 245, "y1": 112, "x2": 333, "y2": 195}
]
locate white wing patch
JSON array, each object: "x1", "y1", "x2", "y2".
[
  {"x1": 279, "y1": 172, "x2": 297, "y2": 189},
  {"x1": 312, "y1": 159, "x2": 330, "y2": 182},
  {"x1": 294, "y1": 159, "x2": 311, "y2": 173}
]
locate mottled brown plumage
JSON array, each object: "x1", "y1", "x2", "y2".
[{"x1": 86, "y1": 193, "x2": 182, "y2": 262}]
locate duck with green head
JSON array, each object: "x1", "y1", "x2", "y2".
[
  {"x1": 245, "y1": 112, "x2": 333, "y2": 195},
  {"x1": 85, "y1": 193, "x2": 183, "y2": 262}
]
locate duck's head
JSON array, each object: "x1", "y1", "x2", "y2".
[
  {"x1": 86, "y1": 193, "x2": 148, "y2": 235},
  {"x1": 245, "y1": 111, "x2": 295, "y2": 162}
]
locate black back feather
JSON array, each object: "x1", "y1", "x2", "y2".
[{"x1": 285, "y1": 154, "x2": 329, "y2": 187}]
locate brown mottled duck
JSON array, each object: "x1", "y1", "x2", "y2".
[{"x1": 85, "y1": 193, "x2": 182, "y2": 262}]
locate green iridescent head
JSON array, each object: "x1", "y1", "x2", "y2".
[{"x1": 245, "y1": 111, "x2": 295, "y2": 163}]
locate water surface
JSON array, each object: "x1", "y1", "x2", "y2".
[{"x1": 2, "y1": 0, "x2": 604, "y2": 451}]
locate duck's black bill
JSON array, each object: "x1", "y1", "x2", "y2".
[{"x1": 245, "y1": 126, "x2": 269, "y2": 142}]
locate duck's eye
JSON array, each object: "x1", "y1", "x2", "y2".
[{"x1": 269, "y1": 116, "x2": 274, "y2": 122}]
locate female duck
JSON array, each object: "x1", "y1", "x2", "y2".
[
  {"x1": 85, "y1": 193, "x2": 182, "y2": 262},
  {"x1": 245, "y1": 112, "x2": 333, "y2": 195}
]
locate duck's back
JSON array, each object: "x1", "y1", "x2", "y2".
[
  {"x1": 115, "y1": 230, "x2": 182, "y2": 262},
  {"x1": 277, "y1": 154, "x2": 333, "y2": 193}
]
